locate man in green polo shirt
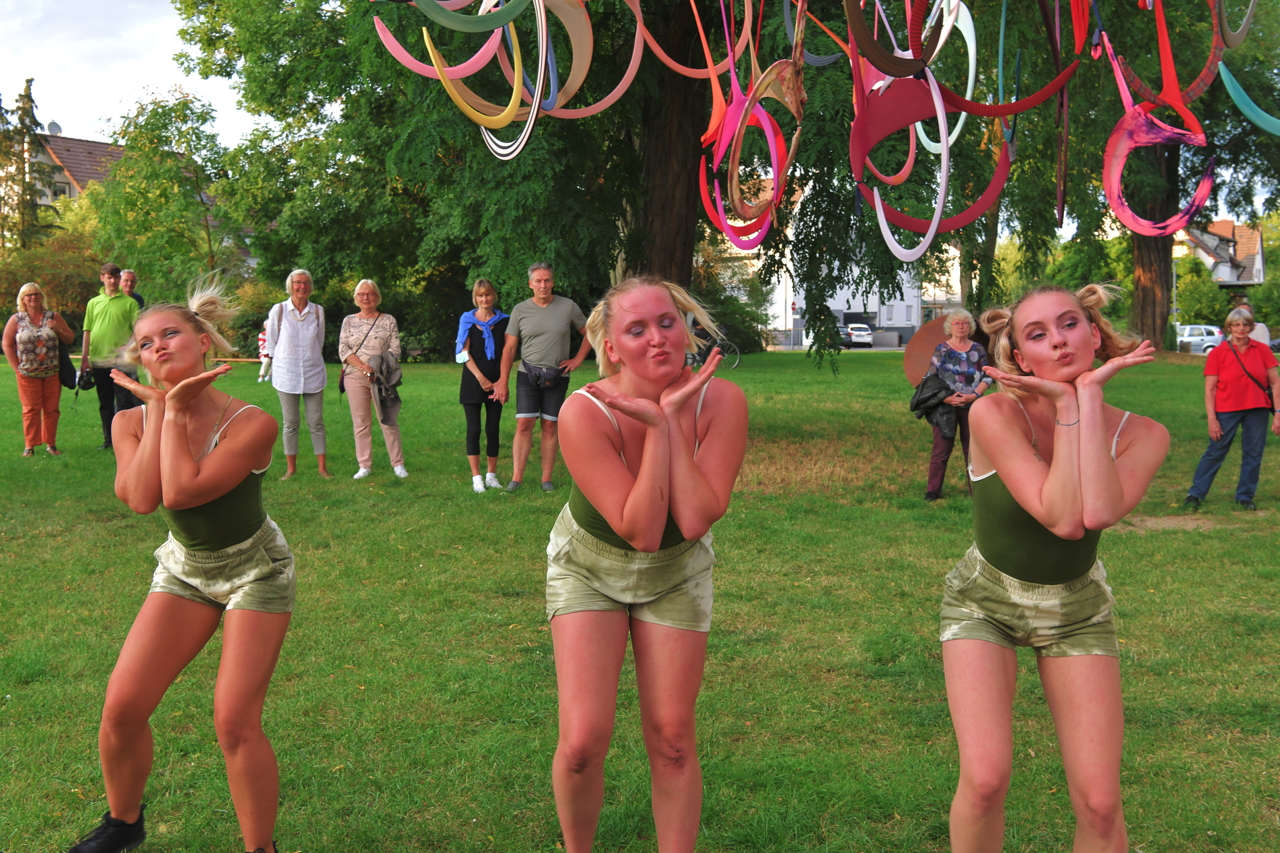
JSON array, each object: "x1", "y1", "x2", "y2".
[{"x1": 80, "y1": 262, "x2": 140, "y2": 449}]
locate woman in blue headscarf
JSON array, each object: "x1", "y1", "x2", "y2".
[{"x1": 456, "y1": 279, "x2": 510, "y2": 492}]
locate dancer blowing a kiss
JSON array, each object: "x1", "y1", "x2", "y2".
[
  {"x1": 941, "y1": 285, "x2": 1168, "y2": 853},
  {"x1": 68, "y1": 285, "x2": 294, "y2": 853},
  {"x1": 547, "y1": 277, "x2": 747, "y2": 852}
]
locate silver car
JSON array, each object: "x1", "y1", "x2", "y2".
[{"x1": 1176, "y1": 325, "x2": 1223, "y2": 354}]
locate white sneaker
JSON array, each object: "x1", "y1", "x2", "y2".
[
  {"x1": 472, "y1": 475, "x2": 486, "y2": 493},
  {"x1": 485, "y1": 473, "x2": 503, "y2": 490},
  {"x1": 353, "y1": 468, "x2": 372, "y2": 479},
  {"x1": 393, "y1": 465, "x2": 409, "y2": 479}
]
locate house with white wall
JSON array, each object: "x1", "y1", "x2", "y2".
[
  {"x1": 767, "y1": 267, "x2": 923, "y2": 348},
  {"x1": 1174, "y1": 219, "x2": 1265, "y2": 287},
  {"x1": 33, "y1": 127, "x2": 125, "y2": 201}
]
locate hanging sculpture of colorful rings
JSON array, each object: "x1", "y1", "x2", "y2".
[{"x1": 370, "y1": 0, "x2": 1272, "y2": 255}]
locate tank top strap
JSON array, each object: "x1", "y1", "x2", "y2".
[
  {"x1": 1111, "y1": 411, "x2": 1131, "y2": 461},
  {"x1": 1015, "y1": 399, "x2": 1038, "y2": 448},
  {"x1": 693, "y1": 382, "x2": 710, "y2": 456},
  {"x1": 572, "y1": 389, "x2": 626, "y2": 466}
]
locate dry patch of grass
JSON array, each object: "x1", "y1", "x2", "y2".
[
  {"x1": 1115, "y1": 515, "x2": 1227, "y2": 533},
  {"x1": 736, "y1": 436, "x2": 919, "y2": 495}
]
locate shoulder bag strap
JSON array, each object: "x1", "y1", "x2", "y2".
[
  {"x1": 1226, "y1": 342, "x2": 1274, "y2": 406},
  {"x1": 343, "y1": 313, "x2": 381, "y2": 375}
]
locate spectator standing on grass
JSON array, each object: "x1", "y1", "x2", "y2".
[
  {"x1": 495, "y1": 262, "x2": 592, "y2": 492},
  {"x1": 921, "y1": 309, "x2": 991, "y2": 502},
  {"x1": 547, "y1": 277, "x2": 747, "y2": 853},
  {"x1": 66, "y1": 284, "x2": 293, "y2": 853},
  {"x1": 4, "y1": 282, "x2": 75, "y2": 456},
  {"x1": 265, "y1": 269, "x2": 331, "y2": 480},
  {"x1": 940, "y1": 284, "x2": 1168, "y2": 853},
  {"x1": 80, "y1": 263, "x2": 140, "y2": 450},
  {"x1": 1183, "y1": 307, "x2": 1280, "y2": 511},
  {"x1": 456, "y1": 278, "x2": 509, "y2": 492},
  {"x1": 339, "y1": 279, "x2": 408, "y2": 480},
  {"x1": 1236, "y1": 301, "x2": 1269, "y2": 345},
  {"x1": 120, "y1": 270, "x2": 144, "y2": 310},
  {"x1": 257, "y1": 320, "x2": 272, "y2": 382}
]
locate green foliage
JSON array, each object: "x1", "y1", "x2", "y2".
[
  {"x1": 84, "y1": 91, "x2": 248, "y2": 303},
  {"x1": 690, "y1": 230, "x2": 773, "y2": 353},
  {"x1": 0, "y1": 79, "x2": 62, "y2": 251},
  {"x1": 1173, "y1": 255, "x2": 1233, "y2": 327},
  {"x1": 0, "y1": 196, "x2": 100, "y2": 323}
]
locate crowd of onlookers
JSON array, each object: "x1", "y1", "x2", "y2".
[
  {"x1": 4, "y1": 261, "x2": 603, "y2": 492},
  {"x1": 6, "y1": 265, "x2": 1280, "y2": 510}
]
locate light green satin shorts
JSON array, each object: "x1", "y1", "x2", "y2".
[
  {"x1": 149, "y1": 517, "x2": 296, "y2": 613},
  {"x1": 939, "y1": 544, "x2": 1118, "y2": 657},
  {"x1": 545, "y1": 505, "x2": 714, "y2": 632}
]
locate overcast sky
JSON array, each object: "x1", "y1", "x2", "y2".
[{"x1": 0, "y1": 0, "x2": 258, "y2": 147}]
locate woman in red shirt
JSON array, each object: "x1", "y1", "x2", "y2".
[{"x1": 1184, "y1": 307, "x2": 1280, "y2": 510}]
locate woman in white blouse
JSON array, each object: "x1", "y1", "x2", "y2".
[
  {"x1": 339, "y1": 279, "x2": 407, "y2": 479},
  {"x1": 266, "y1": 269, "x2": 332, "y2": 479}
]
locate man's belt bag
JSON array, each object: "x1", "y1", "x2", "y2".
[{"x1": 525, "y1": 364, "x2": 564, "y2": 389}]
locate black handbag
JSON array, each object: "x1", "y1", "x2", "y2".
[
  {"x1": 525, "y1": 363, "x2": 563, "y2": 389},
  {"x1": 58, "y1": 341, "x2": 76, "y2": 389}
]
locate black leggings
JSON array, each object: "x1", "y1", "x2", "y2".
[{"x1": 463, "y1": 401, "x2": 503, "y2": 457}]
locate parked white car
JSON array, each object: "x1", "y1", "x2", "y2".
[
  {"x1": 1176, "y1": 325, "x2": 1223, "y2": 354},
  {"x1": 841, "y1": 324, "x2": 874, "y2": 348}
]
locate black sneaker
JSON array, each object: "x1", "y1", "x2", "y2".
[
  {"x1": 1236, "y1": 499, "x2": 1257, "y2": 511},
  {"x1": 924, "y1": 491, "x2": 941, "y2": 502},
  {"x1": 246, "y1": 844, "x2": 279, "y2": 853},
  {"x1": 1182, "y1": 495, "x2": 1202, "y2": 510},
  {"x1": 69, "y1": 806, "x2": 145, "y2": 853},
  {"x1": 97, "y1": 441, "x2": 113, "y2": 451}
]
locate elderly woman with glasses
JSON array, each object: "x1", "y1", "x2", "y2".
[
  {"x1": 3, "y1": 282, "x2": 75, "y2": 456},
  {"x1": 1183, "y1": 307, "x2": 1280, "y2": 511},
  {"x1": 339, "y1": 279, "x2": 407, "y2": 480},
  {"x1": 922, "y1": 309, "x2": 991, "y2": 501},
  {"x1": 265, "y1": 269, "x2": 331, "y2": 480}
]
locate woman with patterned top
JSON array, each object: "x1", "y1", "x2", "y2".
[
  {"x1": 922, "y1": 309, "x2": 991, "y2": 501},
  {"x1": 3, "y1": 282, "x2": 75, "y2": 456},
  {"x1": 339, "y1": 279, "x2": 407, "y2": 479},
  {"x1": 455, "y1": 278, "x2": 509, "y2": 492}
]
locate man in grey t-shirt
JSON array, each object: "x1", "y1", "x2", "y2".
[{"x1": 495, "y1": 263, "x2": 592, "y2": 491}]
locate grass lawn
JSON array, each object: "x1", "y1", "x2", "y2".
[{"x1": 1, "y1": 351, "x2": 1277, "y2": 852}]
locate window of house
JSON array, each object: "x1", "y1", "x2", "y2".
[
  {"x1": 886, "y1": 304, "x2": 894, "y2": 322},
  {"x1": 905, "y1": 305, "x2": 912, "y2": 322},
  {"x1": 53, "y1": 182, "x2": 71, "y2": 199}
]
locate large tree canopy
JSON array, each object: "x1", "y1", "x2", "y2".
[{"x1": 172, "y1": 0, "x2": 1280, "y2": 352}]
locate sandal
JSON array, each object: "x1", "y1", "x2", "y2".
[
  {"x1": 22, "y1": 448, "x2": 33, "y2": 457},
  {"x1": 47, "y1": 446, "x2": 61, "y2": 456}
]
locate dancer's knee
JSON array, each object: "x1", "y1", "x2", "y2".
[
  {"x1": 643, "y1": 718, "x2": 697, "y2": 772},
  {"x1": 957, "y1": 763, "x2": 1011, "y2": 812},
  {"x1": 1073, "y1": 788, "x2": 1122, "y2": 838},
  {"x1": 213, "y1": 706, "x2": 265, "y2": 756}
]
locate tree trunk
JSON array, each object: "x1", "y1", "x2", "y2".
[
  {"x1": 636, "y1": 4, "x2": 709, "y2": 285},
  {"x1": 1128, "y1": 143, "x2": 1180, "y2": 348},
  {"x1": 954, "y1": 238, "x2": 973, "y2": 306}
]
